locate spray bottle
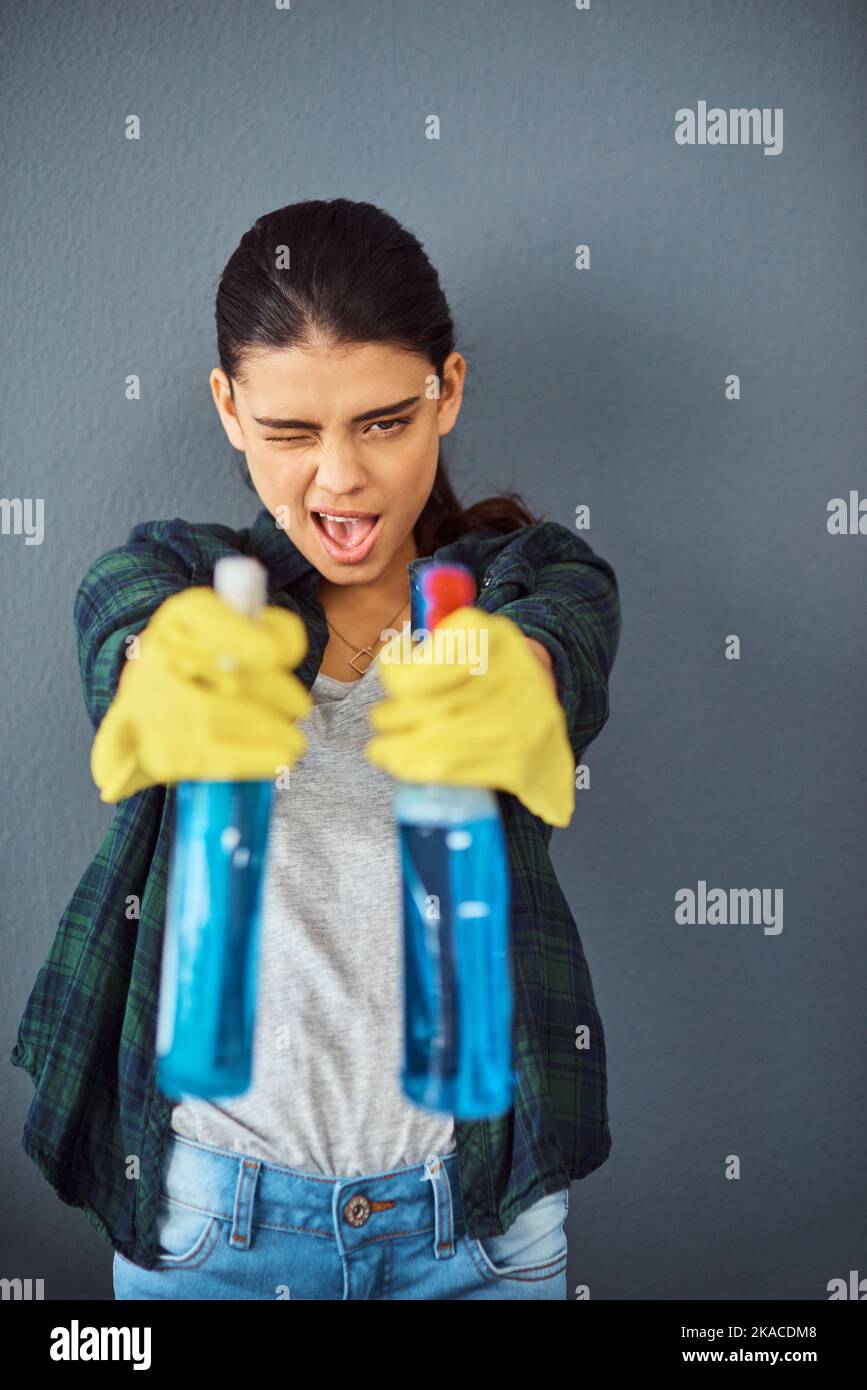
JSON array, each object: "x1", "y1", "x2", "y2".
[
  {"x1": 156, "y1": 556, "x2": 275, "y2": 1099},
  {"x1": 396, "y1": 562, "x2": 515, "y2": 1120}
]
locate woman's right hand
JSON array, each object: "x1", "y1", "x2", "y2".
[{"x1": 90, "y1": 586, "x2": 313, "y2": 804}]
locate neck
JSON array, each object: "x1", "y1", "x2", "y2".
[{"x1": 317, "y1": 531, "x2": 418, "y2": 628}]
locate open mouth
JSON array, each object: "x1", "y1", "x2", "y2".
[{"x1": 310, "y1": 509, "x2": 384, "y2": 562}]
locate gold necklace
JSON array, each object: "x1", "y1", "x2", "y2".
[{"x1": 326, "y1": 598, "x2": 410, "y2": 675}]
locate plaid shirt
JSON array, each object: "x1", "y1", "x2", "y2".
[{"x1": 10, "y1": 506, "x2": 621, "y2": 1267}]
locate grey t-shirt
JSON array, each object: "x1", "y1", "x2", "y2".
[{"x1": 169, "y1": 659, "x2": 457, "y2": 1176}]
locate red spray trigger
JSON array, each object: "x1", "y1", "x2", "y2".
[{"x1": 419, "y1": 564, "x2": 478, "y2": 631}]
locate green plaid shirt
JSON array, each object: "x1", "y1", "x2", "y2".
[{"x1": 10, "y1": 506, "x2": 621, "y2": 1267}]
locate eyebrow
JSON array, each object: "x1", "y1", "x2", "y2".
[{"x1": 252, "y1": 395, "x2": 422, "y2": 431}]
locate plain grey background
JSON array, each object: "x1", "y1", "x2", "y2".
[{"x1": 2, "y1": 0, "x2": 865, "y2": 1301}]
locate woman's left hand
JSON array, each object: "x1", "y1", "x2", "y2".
[{"x1": 365, "y1": 606, "x2": 575, "y2": 827}]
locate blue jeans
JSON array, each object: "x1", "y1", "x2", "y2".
[{"x1": 113, "y1": 1134, "x2": 569, "y2": 1300}]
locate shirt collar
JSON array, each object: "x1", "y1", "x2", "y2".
[{"x1": 248, "y1": 505, "x2": 321, "y2": 598}]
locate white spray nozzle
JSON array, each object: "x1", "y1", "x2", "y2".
[{"x1": 213, "y1": 555, "x2": 268, "y2": 618}]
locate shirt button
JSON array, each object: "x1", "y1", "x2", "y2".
[
  {"x1": 343, "y1": 1194, "x2": 371, "y2": 1227},
  {"x1": 481, "y1": 574, "x2": 491, "y2": 589}
]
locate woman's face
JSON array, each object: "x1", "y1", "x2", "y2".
[{"x1": 210, "y1": 341, "x2": 465, "y2": 589}]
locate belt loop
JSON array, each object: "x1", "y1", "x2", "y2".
[
  {"x1": 229, "y1": 1157, "x2": 261, "y2": 1250},
  {"x1": 420, "y1": 1153, "x2": 455, "y2": 1260}
]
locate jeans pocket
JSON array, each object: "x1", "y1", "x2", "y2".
[
  {"x1": 467, "y1": 1188, "x2": 569, "y2": 1281},
  {"x1": 155, "y1": 1193, "x2": 221, "y2": 1269}
]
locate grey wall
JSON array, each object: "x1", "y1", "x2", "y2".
[{"x1": 2, "y1": 0, "x2": 864, "y2": 1301}]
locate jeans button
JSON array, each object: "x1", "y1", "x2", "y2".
[{"x1": 343, "y1": 1194, "x2": 371, "y2": 1228}]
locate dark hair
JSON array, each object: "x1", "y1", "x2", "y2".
[{"x1": 215, "y1": 198, "x2": 540, "y2": 555}]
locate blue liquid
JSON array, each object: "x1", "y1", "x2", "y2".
[
  {"x1": 396, "y1": 783, "x2": 514, "y2": 1120},
  {"x1": 156, "y1": 779, "x2": 274, "y2": 1099}
]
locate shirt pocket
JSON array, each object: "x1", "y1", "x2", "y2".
[{"x1": 478, "y1": 555, "x2": 535, "y2": 607}]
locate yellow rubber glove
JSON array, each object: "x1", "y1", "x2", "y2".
[
  {"x1": 91, "y1": 587, "x2": 312, "y2": 804},
  {"x1": 365, "y1": 606, "x2": 575, "y2": 827}
]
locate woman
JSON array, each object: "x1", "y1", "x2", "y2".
[{"x1": 11, "y1": 198, "x2": 621, "y2": 1300}]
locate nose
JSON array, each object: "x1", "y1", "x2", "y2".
[{"x1": 311, "y1": 443, "x2": 367, "y2": 498}]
